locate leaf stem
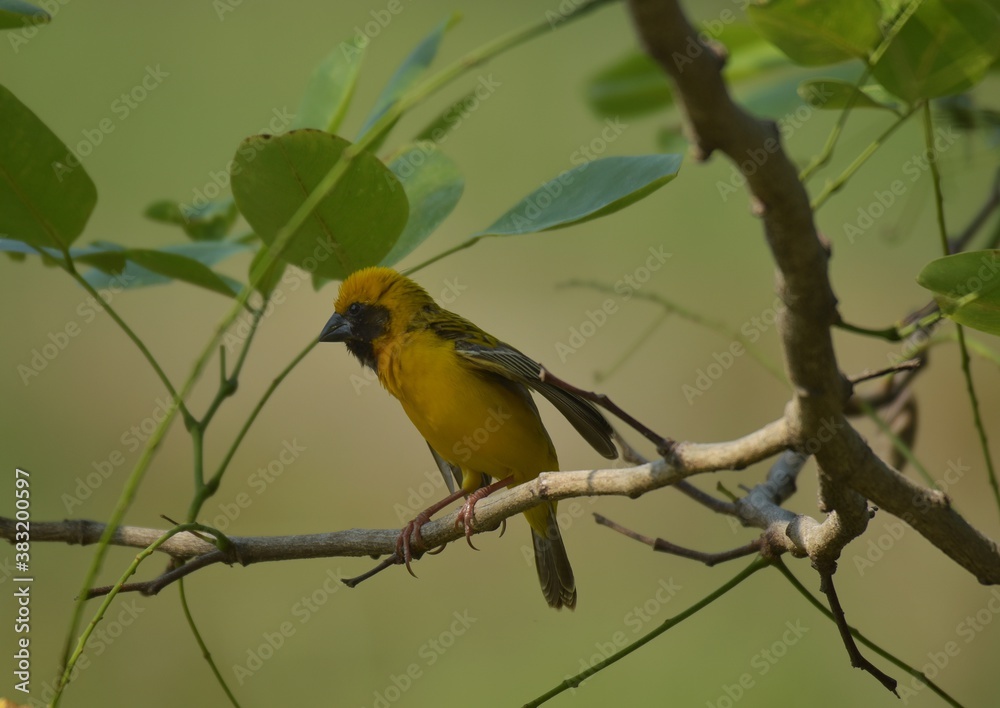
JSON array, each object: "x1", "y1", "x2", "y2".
[
  {"x1": 179, "y1": 578, "x2": 242, "y2": 707},
  {"x1": 524, "y1": 558, "x2": 768, "y2": 706},
  {"x1": 856, "y1": 398, "x2": 936, "y2": 489},
  {"x1": 773, "y1": 559, "x2": 965, "y2": 708},
  {"x1": 923, "y1": 102, "x2": 999, "y2": 520},
  {"x1": 810, "y1": 102, "x2": 920, "y2": 212},
  {"x1": 799, "y1": 66, "x2": 874, "y2": 183},
  {"x1": 833, "y1": 319, "x2": 902, "y2": 341},
  {"x1": 189, "y1": 338, "x2": 318, "y2": 522},
  {"x1": 56, "y1": 523, "x2": 222, "y2": 703},
  {"x1": 403, "y1": 238, "x2": 479, "y2": 275},
  {"x1": 59, "y1": 0, "x2": 620, "y2": 693},
  {"x1": 62, "y1": 260, "x2": 193, "y2": 425}
]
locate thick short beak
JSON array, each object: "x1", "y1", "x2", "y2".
[{"x1": 319, "y1": 312, "x2": 352, "y2": 343}]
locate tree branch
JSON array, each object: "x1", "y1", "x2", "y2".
[
  {"x1": 625, "y1": 0, "x2": 1000, "y2": 584},
  {"x1": 0, "y1": 427, "x2": 789, "y2": 596}
]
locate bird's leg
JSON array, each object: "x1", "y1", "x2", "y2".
[
  {"x1": 396, "y1": 488, "x2": 467, "y2": 576},
  {"x1": 455, "y1": 475, "x2": 514, "y2": 550}
]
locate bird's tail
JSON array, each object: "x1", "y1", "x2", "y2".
[{"x1": 531, "y1": 504, "x2": 577, "y2": 610}]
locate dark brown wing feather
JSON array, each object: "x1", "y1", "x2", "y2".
[{"x1": 452, "y1": 339, "x2": 618, "y2": 460}]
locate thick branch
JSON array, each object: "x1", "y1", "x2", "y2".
[
  {"x1": 626, "y1": 0, "x2": 1000, "y2": 584},
  {"x1": 3, "y1": 444, "x2": 785, "y2": 594}
]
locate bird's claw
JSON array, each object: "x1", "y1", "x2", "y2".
[
  {"x1": 455, "y1": 485, "x2": 495, "y2": 550},
  {"x1": 395, "y1": 512, "x2": 432, "y2": 577},
  {"x1": 454, "y1": 501, "x2": 479, "y2": 550}
]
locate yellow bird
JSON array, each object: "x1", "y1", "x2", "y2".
[{"x1": 320, "y1": 267, "x2": 617, "y2": 608}]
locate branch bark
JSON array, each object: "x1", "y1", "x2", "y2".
[{"x1": 625, "y1": 0, "x2": 1000, "y2": 584}]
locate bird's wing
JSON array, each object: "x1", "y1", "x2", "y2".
[
  {"x1": 453, "y1": 339, "x2": 619, "y2": 460},
  {"x1": 427, "y1": 442, "x2": 462, "y2": 494}
]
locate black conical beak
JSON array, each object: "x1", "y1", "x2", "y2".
[{"x1": 319, "y1": 312, "x2": 352, "y2": 343}]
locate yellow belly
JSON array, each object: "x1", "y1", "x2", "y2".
[{"x1": 379, "y1": 331, "x2": 559, "y2": 491}]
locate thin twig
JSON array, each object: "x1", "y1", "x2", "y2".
[
  {"x1": 949, "y1": 166, "x2": 1000, "y2": 252},
  {"x1": 540, "y1": 366, "x2": 674, "y2": 453},
  {"x1": 594, "y1": 513, "x2": 760, "y2": 566},
  {"x1": 816, "y1": 566, "x2": 898, "y2": 696},
  {"x1": 774, "y1": 559, "x2": 964, "y2": 707},
  {"x1": 524, "y1": 559, "x2": 770, "y2": 706}
]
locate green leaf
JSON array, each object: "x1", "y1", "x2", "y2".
[
  {"x1": 122, "y1": 249, "x2": 240, "y2": 297},
  {"x1": 145, "y1": 198, "x2": 238, "y2": 241},
  {"x1": 73, "y1": 243, "x2": 128, "y2": 274},
  {"x1": 0, "y1": 0, "x2": 48, "y2": 30},
  {"x1": 475, "y1": 154, "x2": 682, "y2": 238},
  {"x1": 0, "y1": 237, "x2": 244, "y2": 292},
  {"x1": 413, "y1": 90, "x2": 478, "y2": 143},
  {"x1": 381, "y1": 142, "x2": 463, "y2": 266},
  {"x1": 797, "y1": 79, "x2": 900, "y2": 112},
  {"x1": 356, "y1": 14, "x2": 459, "y2": 145},
  {"x1": 748, "y1": 0, "x2": 883, "y2": 66},
  {"x1": 0, "y1": 84, "x2": 97, "y2": 252},
  {"x1": 656, "y1": 128, "x2": 687, "y2": 154},
  {"x1": 249, "y1": 245, "x2": 286, "y2": 298},
  {"x1": 231, "y1": 130, "x2": 409, "y2": 281},
  {"x1": 82, "y1": 242, "x2": 248, "y2": 295},
  {"x1": 737, "y1": 62, "x2": 861, "y2": 117},
  {"x1": 0, "y1": 237, "x2": 121, "y2": 272},
  {"x1": 917, "y1": 250, "x2": 1000, "y2": 335},
  {"x1": 312, "y1": 271, "x2": 331, "y2": 292},
  {"x1": 723, "y1": 35, "x2": 792, "y2": 83},
  {"x1": 292, "y1": 44, "x2": 365, "y2": 134},
  {"x1": 934, "y1": 94, "x2": 1000, "y2": 135},
  {"x1": 872, "y1": 0, "x2": 1000, "y2": 102},
  {"x1": 586, "y1": 53, "x2": 674, "y2": 119}
]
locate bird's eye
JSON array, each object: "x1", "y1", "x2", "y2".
[{"x1": 347, "y1": 302, "x2": 362, "y2": 316}]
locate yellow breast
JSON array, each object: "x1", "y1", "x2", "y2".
[{"x1": 377, "y1": 330, "x2": 558, "y2": 481}]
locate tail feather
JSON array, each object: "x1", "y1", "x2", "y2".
[{"x1": 531, "y1": 506, "x2": 576, "y2": 610}]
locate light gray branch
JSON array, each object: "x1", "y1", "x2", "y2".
[
  {"x1": 625, "y1": 0, "x2": 1000, "y2": 584},
  {"x1": 0, "y1": 443, "x2": 777, "y2": 593}
]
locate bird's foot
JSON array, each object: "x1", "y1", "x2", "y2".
[
  {"x1": 454, "y1": 475, "x2": 515, "y2": 550},
  {"x1": 396, "y1": 512, "x2": 433, "y2": 577}
]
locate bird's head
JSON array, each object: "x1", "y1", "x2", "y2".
[{"x1": 319, "y1": 266, "x2": 435, "y2": 369}]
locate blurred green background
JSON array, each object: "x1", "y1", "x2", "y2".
[{"x1": 2, "y1": 1, "x2": 999, "y2": 706}]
